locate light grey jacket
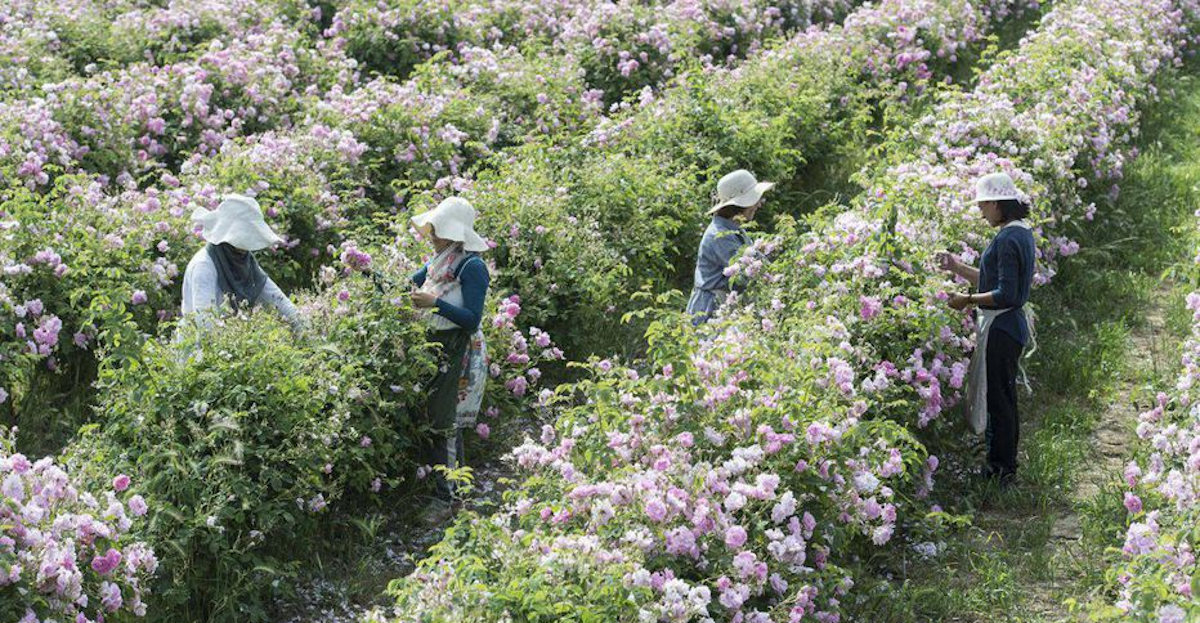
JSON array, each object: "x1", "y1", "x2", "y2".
[{"x1": 686, "y1": 216, "x2": 749, "y2": 323}]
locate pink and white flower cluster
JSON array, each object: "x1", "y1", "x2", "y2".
[
  {"x1": 0, "y1": 429, "x2": 157, "y2": 622},
  {"x1": 489, "y1": 294, "x2": 565, "y2": 400}
]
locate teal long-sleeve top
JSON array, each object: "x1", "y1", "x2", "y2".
[
  {"x1": 410, "y1": 256, "x2": 490, "y2": 332},
  {"x1": 977, "y1": 224, "x2": 1036, "y2": 346}
]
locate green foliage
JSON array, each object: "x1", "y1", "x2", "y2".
[
  {"x1": 336, "y1": 0, "x2": 472, "y2": 80},
  {"x1": 78, "y1": 273, "x2": 436, "y2": 622}
]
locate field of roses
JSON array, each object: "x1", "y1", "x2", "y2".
[
  {"x1": 2, "y1": 0, "x2": 1198, "y2": 621},
  {"x1": 2, "y1": 0, "x2": 982, "y2": 619},
  {"x1": 378, "y1": 0, "x2": 1198, "y2": 620},
  {"x1": 0, "y1": 0, "x2": 882, "y2": 444}
]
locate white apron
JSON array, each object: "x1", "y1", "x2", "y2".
[{"x1": 964, "y1": 220, "x2": 1035, "y2": 436}]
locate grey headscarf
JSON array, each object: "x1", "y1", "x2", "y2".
[{"x1": 206, "y1": 243, "x2": 268, "y2": 310}]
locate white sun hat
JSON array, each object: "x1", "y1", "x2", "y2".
[
  {"x1": 411, "y1": 196, "x2": 489, "y2": 252},
  {"x1": 708, "y1": 169, "x2": 775, "y2": 215},
  {"x1": 974, "y1": 172, "x2": 1022, "y2": 202},
  {"x1": 191, "y1": 194, "x2": 284, "y2": 251}
]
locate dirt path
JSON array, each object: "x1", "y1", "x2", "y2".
[
  {"x1": 1074, "y1": 311, "x2": 1166, "y2": 498},
  {"x1": 273, "y1": 410, "x2": 546, "y2": 623}
]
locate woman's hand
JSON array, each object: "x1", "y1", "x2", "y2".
[
  {"x1": 937, "y1": 250, "x2": 981, "y2": 287},
  {"x1": 947, "y1": 292, "x2": 972, "y2": 311},
  {"x1": 935, "y1": 251, "x2": 959, "y2": 273},
  {"x1": 410, "y1": 291, "x2": 438, "y2": 308}
]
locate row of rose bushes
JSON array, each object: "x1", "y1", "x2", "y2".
[
  {"x1": 327, "y1": 0, "x2": 859, "y2": 103},
  {"x1": 449, "y1": 0, "x2": 1042, "y2": 357},
  {"x1": 764, "y1": 0, "x2": 1198, "y2": 438},
  {"x1": 0, "y1": 0, "x2": 321, "y2": 96},
  {"x1": 66, "y1": 267, "x2": 436, "y2": 623},
  {"x1": 377, "y1": 0, "x2": 1194, "y2": 620},
  {"x1": 1089, "y1": 209, "x2": 1200, "y2": 620},
  {"x1": 291, "y1": 0, "x2": 863, "y2": 221}
]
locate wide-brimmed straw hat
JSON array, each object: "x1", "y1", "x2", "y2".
[
  {"x1": 708, "y1": 169, "x2": 774, "y2": 215},
  {"x1": 191, "y1": 194, "x2": 283, "y2": 251},
  {"x1": 411, "y1": 196, "x2": 488, "y2": 252},
  {"x1": 974, "y1": 172, "x2": 1022, "y2": 203}
]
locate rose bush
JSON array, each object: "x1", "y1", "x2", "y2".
[
  {"x1": 385, "y1": 308, "x2": 930, "y2": 622},
  {"x1": 0, "y1": 177, "x2": 197, "y2": 449},
  {"x1": 72, "y1": 269, "x2": 436, "y2": 622}
]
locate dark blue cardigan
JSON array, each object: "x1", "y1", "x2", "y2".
[{"x1": 978, "y1": 224, "x2": 1036, "y2": 346}]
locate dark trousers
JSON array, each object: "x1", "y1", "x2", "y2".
[
  {"x1": 423, "y1": 328, "x2": 470, "y2": 501},
  {"x1": 985, "y1": 328, "x2": 1023, "y2": 474}
]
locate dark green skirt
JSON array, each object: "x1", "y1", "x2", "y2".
[{"x1": 425, "y1": 328, "x2": 471, "y2": 432}]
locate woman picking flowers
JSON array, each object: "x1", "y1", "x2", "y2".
[
  {"x1": 408, "y1": 197, "x2": 491, "y2": 522},
  {"x1": 686, "y1": 169, "x2": 774, "y2": 324},
  {"x1": 938, "y1": 172, "x2": 1037, "y2": 485},
  {"x1": 181, "y1": 194, "x2": 301, "y2": 330}
]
